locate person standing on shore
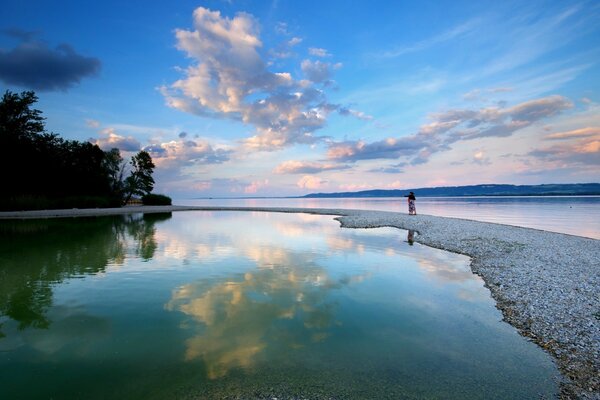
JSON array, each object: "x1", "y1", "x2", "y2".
[{"x1": 405, "y1": 191, "x2": 417, "y2": 215}]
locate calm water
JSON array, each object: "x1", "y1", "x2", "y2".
[
  {"x1": 0, "y1": 212, "x2": 558, "y2": 399},
  {"x1": 177, "y1": 196, "x2": 600, "y2": 239}
]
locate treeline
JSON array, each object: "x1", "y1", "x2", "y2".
[{"x1": 0, "y1": 90, "x2": 170, "y2": 211}]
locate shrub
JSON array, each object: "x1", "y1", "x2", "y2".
[
  {"x1": 142, "y1": 194, "x2": 172, "y2": 206},
  {"x1": 0, "y1": 195, "x2": 114, "y2": 211}
]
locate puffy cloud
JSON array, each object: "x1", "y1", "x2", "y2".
[
  {"x1": 0, "y1": 31, "x2": 100, "y2": 91},
  {"x1": 274, "y1": 160, "x2": 348, "y2": 174},
  {"x1": 297, "y1": 175, "x2": 327, "y2": 190},
  {"x1": 472, "y1": 150, "x2": 491, "y2": 165},
  {"x1": 91, "y1": 128, "x2": 141, "y2": 152},
  {"x1": 328, "y1": 95, "x2": 573, "y2": 164},
  {"x1": 162, "y1": 7, "x2": 362, "y2": 152},
  {"x1": 244, "y1": 179, "x2": 269, "y2": 194},
  {"x1": 300, "y1": 60, "x2": 341, "y2": 83},
  {"x1": 144, "y1": 138, "x2": 232, "y2": 171},
  {"x1": 288, "y1": 37, "x2": 302, "y2": 46}
]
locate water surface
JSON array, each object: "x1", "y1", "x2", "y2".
[
  {"x1": 0, "y1": 212, "x2": 559, "y2": 399},
  {"x1": 177, "y1": 196, "x2": 600, "y2": 239}
]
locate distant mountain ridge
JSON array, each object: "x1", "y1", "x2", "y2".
[{"x1": 301, "y1": 183, "x2": 600, "y2": 198}]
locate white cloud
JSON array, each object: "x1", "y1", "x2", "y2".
[
  {"x1": 161, "y1": 7, "x2": 360, "y2": 152},
  {"x1": 90, "y1": 128, "x2": 141, "y2": 152}
]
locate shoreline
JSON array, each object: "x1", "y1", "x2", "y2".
[{"x1": 1, "y1": 205, "x2": 599, "y2": 399}]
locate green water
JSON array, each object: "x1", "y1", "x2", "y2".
[{"x1": 0, "y1": 211, "x2": 558, "y2": 399}]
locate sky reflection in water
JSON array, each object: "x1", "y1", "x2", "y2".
[{"x1": 0, "y1": 212, "x2": 558, "y2": 399}]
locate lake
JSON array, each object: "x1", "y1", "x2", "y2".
[
  {"x1": 0, "y1": 211, "x2": 559, "y2": 399},
  {"x1": 177, "y1": 196, "x2": 600, "y2": 239}
]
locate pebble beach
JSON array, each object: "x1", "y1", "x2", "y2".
[{"x1": 1, "y1": 205, "x2": 598, "y2": 399}]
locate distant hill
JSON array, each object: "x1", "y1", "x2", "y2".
[{"x1": 301, "y1": 183, "x2": 600, "y2": 198}]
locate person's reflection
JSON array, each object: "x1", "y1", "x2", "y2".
[{"x1": 407, "y1": 230, "x2": 415, "y2": 245}]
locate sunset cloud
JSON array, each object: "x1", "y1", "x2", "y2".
[
  {"x1": 297, "y1": 175, "x2": 327, "y2": 190},
  {"x1": 274, "y1": 160, "x2": 348, "y2": 174},
  {"x1": 530, "y1": 131, "x2": 600, "y2": 165},
  {"x1": 91, "y1": 128, "x2": 141, "y2": 152},
  {"x1": 328, "y1": 95, "x2": 574, "y2": 164},
  {"x1": 545, "y1": 127, "x2": 600, "y2": 140}
]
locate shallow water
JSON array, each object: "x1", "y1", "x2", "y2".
[
  {"x1": 177, "y1": 196, "x2": 600, "y2": 239},
  {"x1": 0, "y1": 212, "x2": 559, "y2": 399}
]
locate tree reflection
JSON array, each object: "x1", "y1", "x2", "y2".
[
  {"x1": 166, "y1": 246, "x2": 369, "y2": 379},
  {"x1": 0, "y1": 213, "x2": 171, "y2": 336}
]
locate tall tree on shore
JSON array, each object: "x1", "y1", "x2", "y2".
[{"x1": 123, "y1": 150, "x2": 155, "y2": 204}]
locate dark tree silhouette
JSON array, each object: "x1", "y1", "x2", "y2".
[
  {"x1": 124, "y1": 150, "x2": 155, "y2": 204},
  {"x1": 0, "y1": 90, "x2": 159, "y2": 210}
]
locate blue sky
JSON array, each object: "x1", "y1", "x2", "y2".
[{"x1": 2, "y1": 0, "x2": 599, "y2": 197}]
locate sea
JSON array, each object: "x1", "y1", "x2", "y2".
[{"x1": 175, "y1": 196, "x2": 600, "y2": 240}]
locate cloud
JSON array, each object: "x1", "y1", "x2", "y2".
[
  {"x1": 90, "y1": 128, "x2": 141, "y2": 152},
  {"x1": 472, "y1": 150, "x2": 491, "y2": 165},
  {"x1": 529, "y1": 128, "x2": 600, "y2": 165},
  {"x1": 367, "y1": 163, "x2": 407, "y2": 174},
  {"x1": 545, "y1": 127, "x2": 600, "y2": 140},
  {"x1": 327, "y1": 95, "x2": 573, "y2": 164},
  {"x1": 338, "y1": 107, "x2": 373, "y2": 121},
  {"x1": 244, "y1": 179, "x2": 269, "y2": 194},
  {"x1": 288, "y1": 37, "x2": 302, "y2": 46},
  {"x1": 327, "y1": 137, "x2": 428, "y2": 162},
  {"x1": 300, "y1": 60, "x2": 341, "y2": 83},
  {"x1": 379, "y1": 18, "x2": 480, "y2": 58},
  {"x1": 463, "y1": 87, "x2": 514, "y2": 101},
  {"x1": 85, "y1": 119, "x2": 100, "y2": 128},
  {"x1": 338, "y1": 183, "x2": 373, "y2": 191},
  {"x1": 161, "y1": 7, "x2": 360, "y2": 152},
  {"x1": 0, "y1": 32, "x2": 100, "y2": 91},
  {"x1": 144, "y1": 138, "x2": 232, "y2": 172},
  {"x1": 308, "y1": 48, "x2": 331, "y2": 57},
  {"x1": 274, "y1": 160, "x2": 349, "y2": 174},
  {"x1": 297, "y1": 175, "x2": 327, "y2": 190}
]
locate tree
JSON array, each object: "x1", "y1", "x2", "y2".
[
  {"x1": 0, "y1": 90, "x2": 44, "y2": 141},
  {"x1": 103, "y1": 148, "x2": 126, "y2": 201},
  {"x1": 123, "y1": 150, "x2": 155, "y2": 204}
]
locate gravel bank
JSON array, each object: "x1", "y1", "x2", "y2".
[{"x1": 1, "y1": 205, "x2": 598, "y2": 399}]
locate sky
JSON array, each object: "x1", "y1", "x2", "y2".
[{"x1": 1, "y1": 0, "x2": 599, "y2": 198}]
